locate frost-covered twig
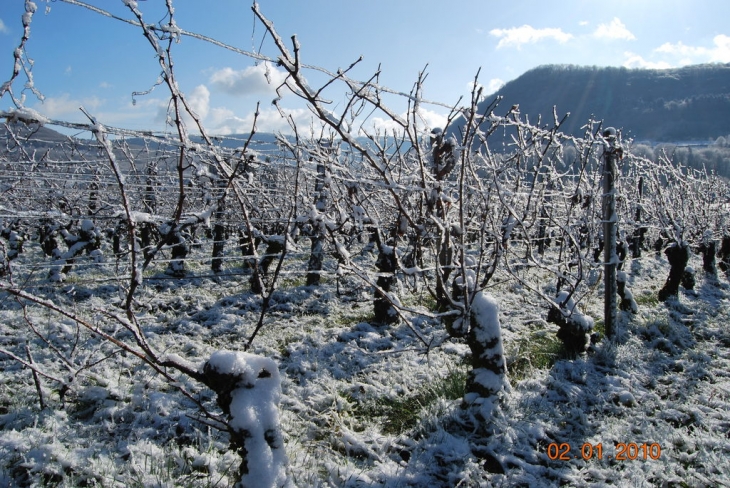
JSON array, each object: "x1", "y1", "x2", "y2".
[{"x1": 0, "y1": 1, "x2": 42, "y2": 105}]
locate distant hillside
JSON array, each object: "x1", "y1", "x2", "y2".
[
  {"x1": 448, "y1": 63, "x2": 730, "y2": 143},
  {"x1": 0, "y1": 121, "x2": 73, "y2": 147}
]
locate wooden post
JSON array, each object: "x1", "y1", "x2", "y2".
[
  {"x1": 630, "y1": 176, "x2": 646, "y2": 259},
  {"x1": 212, "y1": 177, "x2": 227, "y2": 273},
  {"x1": 306, "y1": 142, "x2": 330, "y2": 287},
  {"x1": 602, "y1": 128, "x2": 621, "y2": 339}
]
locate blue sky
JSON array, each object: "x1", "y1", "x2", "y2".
[{"x1": 1, "y1": 0, "x2": 729, "y2": 136}]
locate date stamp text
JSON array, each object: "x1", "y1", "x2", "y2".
[{"x1": 546, "y1": 442, "x2": 662, "y2": 461}]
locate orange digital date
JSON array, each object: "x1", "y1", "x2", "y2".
[{"x1": 546, "y1": 442, "x2": 662, "y2": 461}]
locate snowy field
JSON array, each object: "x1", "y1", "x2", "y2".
[
  {"x1": 1, "y1": 241, "x2": 729, "y2": 487},
  {"x1": 2, "y1": 2, "x2": 729, "y2": 487}
]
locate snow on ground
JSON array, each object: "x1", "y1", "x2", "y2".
[{"x1": 1, "y1": 246, "x2": 730, "y2": 487}]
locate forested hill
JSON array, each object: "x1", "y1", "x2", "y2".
[{"x1": 449, "y1": 63, "x2": 730, "y2": 143}]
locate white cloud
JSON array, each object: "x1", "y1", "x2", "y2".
[
  {"x1": 368, "y1": 108, "x2": 447, "y2": 136},
  {"x1": 130, "y1": 97, "x2": 166, "y2": 111},
  {"x1": 212, "y1": 104, "x2": 446, "y2": 138},
  {"x1": 187, "y1": 84, "x2": 210, "y2": 120},
  {"x1": 467, "y1": 78, "x2": 505, "y2": 101},
  {"x1": 209, "y1": 107, "x2": 236, "y2": 130},
  {"x1": 209, "y1": 63, "x2": 288, "y2": 97},
  {"x1": 29, "y1": 93, "x2": 174, "y2": 132},
  {"x1": 0, "y1": 19, "x2": 9, "y2": 34},
  {"x1": 34, "y1": 94, "x2": 104, "y2": 119},
  {"x1": 622, "y1": 52, "x2": 672, "y2": 70},
  {"x1": 655, "y1": 41, "x2": 704, "y2": 57},
  {"x1": 367, "y1": 116, "x2": 401, "y2": 135},
  {"x1": 489, "y1": 25, "x2": 573, "y2": 49},
  {"x1": 153, "y1": 85, "x2": 211, "y2": 129},
  {"x1": 416, "y1": 108, "x2": 448, "y2": 132},
  {"x1": 153, "y1": 85, "x2": 210, "y2": 132},
  {"x1": 209, "y1": 106, "x2": 316, "y2": 136},
  {"x1": 467, "y1": 81, "x2": 483, "y2": 96},
  {"x1": 710, "y1": 34, "x2": 730, "y2": 62},
  {"x1": 486, "y1": 78, "x2": 506, "y2": 94},
  {"x1": 95, "y1": 97, "x2": 168, "y2": 131},
  {"x1": 593, "y1": 18, "x2": 636, "y2": 41},
  {"x1": 469, "y1": 78, "x2": 504, "y2": 97},
  {"x1": 621, "y1": 35, "x2": 730, "y2": 71},
  {"x1": 655, "y1": 35, "x2": 730, "y2": 63}
]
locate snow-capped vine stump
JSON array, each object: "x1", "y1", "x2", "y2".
[
  {"x1": 460, "y1": 291, "x2": 508, "y2": 424},
  {"x1": 698, "y1": 235, "x2": 717, "y2": 276},
  {"x1": 0, "y1": 227, "x2": 24, "y2": 261},
  {"x1": 681, "y1": 267, "x2": 696, "y2": 291},
  {"x1": 202, "y1": 351, "x2": 290, "y2": 488},
  {"x1": 161, "y1": 223, "x2": 189, "y2": 278},
  {"x1": 658, "y1": 242, "x2": 690, "y2": 302},
  {"x1": 617, "y1": 271, "x2": 639, "y2": 313},
  {"x1": 719, "y1": 235, "x2": 730, "y2": 278},
  {"x1": 0, "y1": 245, "x2": 9, "y2": 277},
  {"x1": 47, "y1": 219, "x2": 103, "y2": 282},
  {"x1": 250, "y1": 234, "x2": 285, "y2": 295},
  {"x1": 547, "y1": 291, "x2": 595, "y2": 355},
  {"x1": 374, "y1": 241, "x2": 399, "y2": 325}
]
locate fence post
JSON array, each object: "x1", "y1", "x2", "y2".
[
  {"x1": 306, "y1": 141, "x2": 331, "y2": 286},
  {"x1": 212, "y1": 176, "x2": 227, "y2": 274},
  {"x1": 602, "y1": 128, "x2": 621, "y2": 339}
]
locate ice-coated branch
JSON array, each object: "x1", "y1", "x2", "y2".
[{"x1": 0, "y1": 0, "x2": 42, "y2": 105}]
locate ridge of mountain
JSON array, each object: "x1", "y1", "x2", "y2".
[{"x1": 448, "y1": 63, "x2": 730, "y2": 143}]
